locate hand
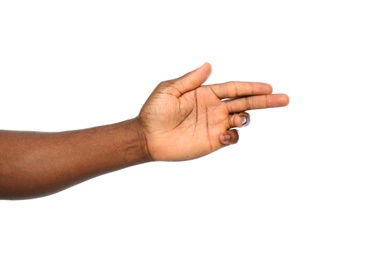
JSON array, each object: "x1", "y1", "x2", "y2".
[{"x1": 138, "y1": 63, "x2": 289, "y2": 161}]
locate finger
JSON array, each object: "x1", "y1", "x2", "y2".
[
  {"x1": 228, "y1": 112, "x2": 250, "y2": 128},
  {"x1": 210, "y1": 82, "x2": 273, "y2": 99},
  {"x1": 219, "y1": 129, "x2": 239, "y2": 146},
  {"x1": 226, "y1": 93, "x2": 290, "y2": 113},
  {"x1": 170, "y1": 62, "x2": 212, "y2": 96}
]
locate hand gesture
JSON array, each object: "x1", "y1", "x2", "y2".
[
  {"x1": 138, "y1": 63, "x2": 289, "y2": 161},
  {"x1": 139, "y1": 63, "x2": 289, "y2": 161}
]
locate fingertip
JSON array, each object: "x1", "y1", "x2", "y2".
[
  {"x1": 219, "y1": 130, "x2": 239, "y2": 145},
  {"x1": 204, "y1": 61, "x2": 212, "y2": 70},
  {"x1": 262, "y1": 83, "x2": 273, "y2": 94},
  {"x1": 219, "y1": 133, "x2": 232, "y2": 145},
  {"x1": 241, "y1": 115, "x2": 250, "y2": 127},
  {"x1": 199, "y1": 62, "x2": 212, "y2": 78},
  {"x1": 280, "y1": 94, "x2": 290, "y2": 106},
  {"x1": 230, "y1": 112, "x2": 250, "y2": 128},
  {"x1": 174, "y1": 62, "x2": 212, "y2": 94},
  {"x1": 188, "y1": 62, "x2": 212, "y2": 82},
  {"x1": 252, "y1": 82, "x2": 273, "y2": 95},
  {"x1": 267, "y1": 84, "x2": 273, "y2": 94}
]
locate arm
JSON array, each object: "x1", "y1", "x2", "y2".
[
  {"x1": 0, "y1": 63, "x2": 289, "y2": 199},
  {"x1": 0, "y1": 119, "x2": 150, "y2": 199}
]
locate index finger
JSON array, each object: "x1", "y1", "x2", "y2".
[{"x1": 209, "y1": 81, "x2": 273, "y2": 99}]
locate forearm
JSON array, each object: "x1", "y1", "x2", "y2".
[{"x1": 0, "y1": 118, "x2": 151, "y2": 199}]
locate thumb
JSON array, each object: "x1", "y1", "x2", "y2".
[{"x1": 173, "y1": 62, "x2": 212, "y2": 95}]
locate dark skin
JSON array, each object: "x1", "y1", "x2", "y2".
[{"x1": 0, "y1": 63, "x2": 289, "y2": 199}]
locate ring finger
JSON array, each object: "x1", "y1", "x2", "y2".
[{"x1": 228, "y1": 112, "x2": 250, "y2": 128}]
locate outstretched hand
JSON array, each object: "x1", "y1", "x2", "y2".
[
  {"x1": 0, "y1": 62, "x2": 289, "y2": 199},
  {"x1": 138, "y1": 63, "x2": 289, "y2": 161},
  {"x1": 0, "y1": 62, "x2": 288, "y2": 199}
]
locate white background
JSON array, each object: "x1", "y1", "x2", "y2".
[{"x1": 1, "y1": 1, "x2": 372, "y2": 259}]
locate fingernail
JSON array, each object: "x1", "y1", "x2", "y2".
[
  {"x1": 241, "y1": 116, "x2": 250, "y2": 126},
  {"x1": 220, "y1": 134, "x2": 232, "y2": 144},
  {"x1": 223, "y1": 134, "x2": 231, "y2": 142}
]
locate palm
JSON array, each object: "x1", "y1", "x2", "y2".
[{"x1": 140, "y1": 86, "x2": 229, "y2": 161}]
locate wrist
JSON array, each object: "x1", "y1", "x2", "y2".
[{"x1": 120, "y1": 118, "x2": 153, "y2": 165}]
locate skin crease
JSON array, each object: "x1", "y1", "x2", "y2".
[{"x1": 0, "y1": 63, "x2": 289, "y2": 199}]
